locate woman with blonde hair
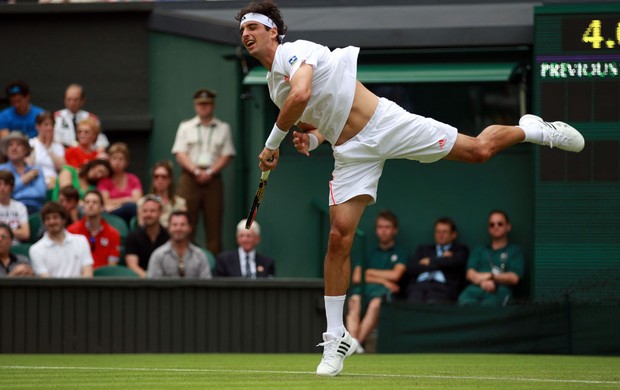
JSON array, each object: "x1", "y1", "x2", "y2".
[
  {"x1": 136, "y1": 160, "x2": 186, "y2": 228},
  {"x1": 64, "y1": 117, "x2": 107, "y2": 168}
]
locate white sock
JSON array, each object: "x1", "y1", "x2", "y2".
[
  {"x1": 518, "y1": 124, "x2": 544, "y2": 143},
  {"x1": 324, "y1": 295, "x2": 346, "y2": 336}
]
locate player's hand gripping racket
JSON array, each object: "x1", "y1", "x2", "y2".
[{"x1": 245, "y1": 169, "x2": 271, "y2": 229}]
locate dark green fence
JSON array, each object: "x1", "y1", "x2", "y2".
[
  {"x1": 378, "y1": 302, "x2": 620, "y2": 355},
  {"x1": 0, "y1": 278, "x2": 324, "y2": 354}
]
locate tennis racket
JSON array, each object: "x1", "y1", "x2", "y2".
[{"x1": 245, "y1": 170, "x2": 271, "y2": 229}]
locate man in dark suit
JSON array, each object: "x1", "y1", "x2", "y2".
[
  {"x1": 214, "y1": 219, "x2": 275, "y2": 278},
  {"x1": 403, "y1": 217, "x2": 469, "y2": 303}
]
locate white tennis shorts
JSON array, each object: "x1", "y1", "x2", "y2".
[{"x1": 329, "y1": 97, "x2": 457, "y2": 206}]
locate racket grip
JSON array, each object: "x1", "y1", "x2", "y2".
[{"x1": 261, "y1": 170, "x2": 271, "y2": 180}]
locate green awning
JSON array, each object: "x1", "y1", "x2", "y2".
[{"x1": 243, "y1": 63, "x2": 517, "y2": 85}]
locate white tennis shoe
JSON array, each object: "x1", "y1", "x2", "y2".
[
  {"x1": 316, "y1": 330, "x2": 358, "y2": 376},
  {"x1": 519, "y1": 114, "x2": 585, "y2": 152}
]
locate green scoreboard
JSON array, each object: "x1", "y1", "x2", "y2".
[
  {"x1": 533, "y1": 4, "x2": 620, "y2": 302},
  {"x1": 534, "y1": 4, "x2": 620, "y2": 128}
]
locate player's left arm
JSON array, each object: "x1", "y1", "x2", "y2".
[
  {"x1": 259, "y1": 63, "x2": 314, "y2": 169},
  {"x1": 293, "y1": 123, "x2": 324, "y2": 156}
]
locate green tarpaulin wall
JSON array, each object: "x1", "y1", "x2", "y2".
[{"x1": 378, "y1": 302, "x2": 620, "y2": 355}]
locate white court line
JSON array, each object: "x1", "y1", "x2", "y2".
[{"x1": 0, "y1": 365, "x2": 618, "y2": 385}]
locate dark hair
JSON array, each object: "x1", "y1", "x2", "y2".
[
  {"x1": 41, "y1": 201, "x2": 68, "y2": 222},
  {"x1": 489, "y1": 209, "x2": 510, "y2": 224},
  {"x1": 0, "y1": 222, "x2": 14, "y2": 240},
  {"x1": 79, "y1": 158, "x2": 112, "y2": 179},
  {"x1": 435, "y1": 217, "x2": 457, "y2": 232},
  {"x1": 168, "y1": 210, "x2": 191, "y2": 225},
  {"x1": 236, "y1": 0, "x2": 288, "y2": 44},
  {"x1": 36, "y1": 111, "x2": 54, "y2": 125},
  {"x1": 0, "y1": 170, "x2": 15, "y2": 188},
  {"x1": 59, "y1": 186, "x2": 80, "y2": 202},
  {"x1": 84, "y1": 189, "x2": 104, "y2": 205},
  {"x1": 6, "y1": 81, "x2": 30, "y2": 98},
  {"x1": 149, "y1": 160, "x2": 177, "y2": 206},
  {"x1": 376, "y1": 209, "x2": 398, "y2": 229}
]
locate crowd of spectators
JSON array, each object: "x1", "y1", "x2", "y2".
[{"x1": 0, "y1": 80, "x2": 262, "y2": 280}]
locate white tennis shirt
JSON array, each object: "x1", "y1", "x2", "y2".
[{"x1": 267, "y1": 40, "x2": 359, "y2": 145}]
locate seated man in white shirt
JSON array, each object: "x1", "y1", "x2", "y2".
[
  {"x1": 29, "y1": 201, "x2": 93, "y2": 278},
  {"x1": 0, "y1": 170, "x2": 30, "y2": 243}
]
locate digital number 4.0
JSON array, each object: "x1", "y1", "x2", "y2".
[{"x1": 582, "y1": 19, "x2": 620, "y2": 49}]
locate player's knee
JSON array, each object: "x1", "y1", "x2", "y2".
[
  {"x1": 327, "y1": 227, "x2": 354, "y2": 254},
  {"x1": 470, "y1": 139, "x2": 495, "y2": 163}
]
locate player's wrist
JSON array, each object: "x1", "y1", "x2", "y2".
[
  {"x1": 308, "y1": 133, "x2": 319, "y2": 151},
  {"x1": 265, "y1": 124, "x2": 288, "y2": 150}
]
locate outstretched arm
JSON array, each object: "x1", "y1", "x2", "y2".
[{"x1": 259, "y1": 63, "x2": 314, "y2": 170}]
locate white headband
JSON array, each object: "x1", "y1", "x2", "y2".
[{"x1": 240, "y1": 12, "x2": 285, "y2": 41}]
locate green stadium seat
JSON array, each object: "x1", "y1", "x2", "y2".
[
  {"x1": 93, "y1": 265, "x2": 138, "y2": 278},
  {"x1": 11, "y1": 242, "x2": 32, "y2": 259},
  {"x1": 201, "y1": 247, "x2": 216, "y2": 271},
  {"x1": 28, "y1": 212, "x2": 43, "y2": 244},
  {"x1": 102, "y1": 213, "x2": 129, "y2": 246}
]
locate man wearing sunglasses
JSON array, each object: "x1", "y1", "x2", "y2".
[{"x1": 458, "y1": 210, "x2": 524, "y2": 306}]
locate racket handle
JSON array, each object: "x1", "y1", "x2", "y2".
[{"x1": 261, "y1": 170, "x2": 271, "y2": 180}]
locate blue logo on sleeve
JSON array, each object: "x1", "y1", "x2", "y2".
[{"x1": 288, "y1": 55, "x2": 298, "y2": 66}]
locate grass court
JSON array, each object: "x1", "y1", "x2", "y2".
[{"x1": 1, "y1": 353, "x2": 619, "y2": 389}]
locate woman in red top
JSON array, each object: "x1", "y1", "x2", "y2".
[
  {"x1": 97, "y1": 142, "x2": 143, "y2": 225},
  {"x1": 64, "y1": 118, "x2": 107, "y2": 168}
]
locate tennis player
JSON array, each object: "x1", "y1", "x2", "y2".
[{"x1": 237, "y1": 0, "x2": 584, "y2": 377}]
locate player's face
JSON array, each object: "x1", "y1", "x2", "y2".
[
  {"x1": 434, "y1": 223, "x2": 456, "y2": 246},
  {"x1": 44, "y1": 213, "x2": 66, "y2": 235},
  {"x1": 240, "y1": 22, "x2": 276, "y2": 57},
  {"x1": 488, "y1": 213, "x2": 511, "y2": 239},
  {"x1": 375, "y1": 218, "x2": 397, "y2": 246},
  {"x1": 237, "y1": 230, "x2": 259, "y2": 252}
]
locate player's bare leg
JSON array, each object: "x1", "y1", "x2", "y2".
[
  {"x1": 445, "y1": 126, "x2": 525, "y2": 163},
  {"x1": 446, "y1": 115, "x2": 584, "y2": 163},
  {"x1": 324, "y1": 195, "x2": 371, "y2": 296},
  {"x1": 316, "y1": 194, "x2": 370, "y2": 376}
]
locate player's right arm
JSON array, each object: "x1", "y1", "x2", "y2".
[{"x1": 259, "y1": 63, "x2": 314, "y2": 169}]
